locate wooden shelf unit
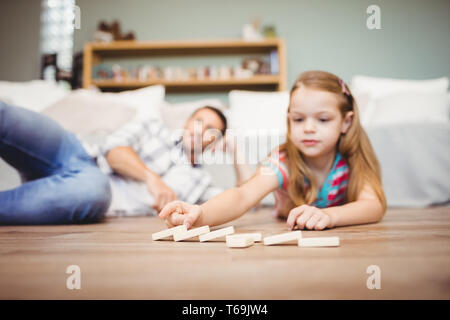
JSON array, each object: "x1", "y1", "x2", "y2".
[{"x1": 83, "y1": 39, "x2": 287, "y2": 92}]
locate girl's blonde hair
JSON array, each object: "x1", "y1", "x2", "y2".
[{"x1": 279, "y1": 70, "x2": 386, "y2": 211}]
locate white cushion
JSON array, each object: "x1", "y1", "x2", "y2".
[
  {"x1": 41, "y1": 89, "x2": 139, "y2": 156},
  {"x1": 228, "y1": 90, "x2": 289, "y2": 132},
  {"x1": 351, "y1": 76, "x2": 449, "y2": 126},
  {"x1": 351, "y1": 75, "x2": 449, "y2": 99},
  {"x1": 0, "y1": 80, "x2": 70, "y2": 112},
  {"x1": 42, "y1": 89, "x2": 137, "y2": 136},
  {"x1": 228, "y1": 90, "x2": 289, "y2": 162},
  {"x1": 98, "y1": 85, "x2": 165, "y2": 120},
  {"x1": 368, "y1": 92, "x2": 449, "y2": 126}
]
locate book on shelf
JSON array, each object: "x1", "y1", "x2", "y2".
[{"x1": 269, "y1": 49, "x2": 279, "y2": 75}]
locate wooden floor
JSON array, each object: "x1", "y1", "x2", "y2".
[{"x1": 0, "y1": 206, "x2": 449, "y2": 299}]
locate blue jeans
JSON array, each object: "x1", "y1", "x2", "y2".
[{"x1": 0, "y1": 101, "x2": 111, "y2": 225}]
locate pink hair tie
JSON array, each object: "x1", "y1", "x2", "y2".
[{"x1": 339, "y1": 79, "x2": 350, "y2": 96}]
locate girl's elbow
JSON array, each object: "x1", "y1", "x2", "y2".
[{"x1": 373, "y1": 201, "x2": 386, "y2": 223}]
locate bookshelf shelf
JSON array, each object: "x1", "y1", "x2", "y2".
[{"x1": 83, "y1": 39, "x2": 287, "y2": 92}]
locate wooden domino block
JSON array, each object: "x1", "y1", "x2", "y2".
[
  {"x1": 199, "y1": 226, "x2": 235, "y2": 242},
  {"x1": 173, "y1": 225, "x2": 210, "y2": 242},
  {"x1": 263, "y1": 231, "x2": 302, "y2": 246},
  {"x1": 226, "y1": 233, "x2": 262, "y2": 242},
  {"x1": 226, "y1": 235, "x2": 254, "y2": 248},
  {"x1": 152, "y1": 225, "x2": 187, "y2": 241},
  {"x1": 298, "y1": 236, "x2": 340, "y2": 247}
]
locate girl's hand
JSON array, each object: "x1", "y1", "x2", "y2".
[
  {"x1": 158, "y1": 200, "x2": 203, "y2": 229},
  {"x1": 286, "y1": 205, "x2": 333, "y2": 231}
]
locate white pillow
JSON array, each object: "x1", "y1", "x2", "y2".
[
  {"x1": 159, "y1": 98, "x2": 225, "y2": 131},
  {"x1": 228, "y1": 90, "x2": 289, "y2": 133},
  {"x1": 351, "y1": 76, "x2": 449, "y2": 99},
  {"x1": 98, "y1": 85, "x2": 165, "y2": 120},
  {"x1": 368, "y1": 92, "x2": 449, "y2": 126},
  {"x1": 351, "y1": 76, "x2": 449, "y2": 126},
  {"x1": 41, "y1": 89, "x2": 139, "y2": 156},
  {"x1": 42, "y1": 89, "x2": 137, "y2": 136},
  {"x1": 0, "y1": 80, "x2": 70, "y2": 112},
  {"x1": 228, "y1": 90, "x2": 289, "y2": 163}
]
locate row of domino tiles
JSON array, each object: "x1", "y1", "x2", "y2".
[{"x1": 152, "y1": 225, "x2": 340, "y2": 248}]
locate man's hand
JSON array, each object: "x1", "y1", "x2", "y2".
[
  {"x1": 145, "y1": 174, "x2": 177, "y2": 212},
  {"x1": 286, "y1": 205, "x2": 334, "y2": 231},
  {"x1": 158, "y1": 200, "x2": 203, "y2": 229}
]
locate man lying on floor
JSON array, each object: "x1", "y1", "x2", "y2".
[{"x1": 0, "y1": 101, "x2": 252, "y2": 225}]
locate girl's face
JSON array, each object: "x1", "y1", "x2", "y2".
[{"x1": 288, "y1": 85, "x2": 353, "y2": 159}]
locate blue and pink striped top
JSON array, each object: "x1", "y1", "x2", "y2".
[{"x1": 261, "y1": 148, "x2": 349, "y2": 208}]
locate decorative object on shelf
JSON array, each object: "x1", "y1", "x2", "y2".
[
  {"x1": 209, "y1": 66, "x2": 218, "y2": 80},
  {"x1": 93, "y1": 20, "x2": 136, "y2": 43},
  {"x1": 269, "y1": 50, "x2": 279, "y2": 75},
  {"x1": 242, "y1": 57, "x2": 270, "y2": 75},
  {"x1": 263, "y1": 25, "x2": 277, "y2": 38},
  {"x1": 242, "y1": 18, "x2": 263, "y2": 41},
  {"x1": 219, "y1": 65, "x2": 232, "y2": 79},
  {"x1": 233, "y1": 66, "x2": 253, "y2": 79},
  {"x1": 112, "y1": 64, "x2": 124, "y2": 82}
]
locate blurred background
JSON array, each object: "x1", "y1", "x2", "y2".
[
  {"x1": 0, "y1": 0, "x2": 449, "y2": 96},
  {"x1": 0, "y1": 0, "x2": 449, "y2": 208}
]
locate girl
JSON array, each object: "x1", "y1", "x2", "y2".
[{"x1": 159, "y1": 71, "x2": 386, "y2": 231}]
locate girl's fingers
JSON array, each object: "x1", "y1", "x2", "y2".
[
  {"x1": 305, "y1": 212, "x2": 322, "y2": 230},
  {"x1": 168, "y1": 212, "x2": 187, "y2": 226},
  {"x1": 165, "y1": 219, "x2": 174, "y2": 228},
  {"x1": 314, "y1": 216, "x2": 329, "y2": 230},
  {"x1": 183, "y1": 206, "x2": 201, "y2": 229},
  {"x1": 286, "y1": 205, "x2": 307, "y2": 230},
  {"x1": 158, "y1": 200, "x2": 182, "y2": 218},
  {"x1": 295, "y1": 207, "x2": 315, "y2": 229}
]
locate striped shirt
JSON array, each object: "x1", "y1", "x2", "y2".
[
  {"x1": 261, "y1": 148, "x2": 349, "y2": 208},
  {"x1": 84, "y1": 117, "x2": 223, "y2": 216}
]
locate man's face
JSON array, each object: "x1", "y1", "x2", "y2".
[{"x1": 183, "y1": 108, "x2": 225, "y2": 162}]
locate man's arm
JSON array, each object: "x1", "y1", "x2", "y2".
[
  {"x1": 102, "y1": 118, "x2": 178, "y2": 212},
  {"x1": 105, "y1": 147, "x2": 177, "y2": 212},
  {"x1": 106, "y1": 146, "x2": 155, "y2": 182}
]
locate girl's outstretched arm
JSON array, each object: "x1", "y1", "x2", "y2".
[{"x1": 159, "y1": 168, "x2": 279, "y2": 228}]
